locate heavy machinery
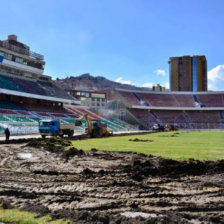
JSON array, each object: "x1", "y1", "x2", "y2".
[
  {"x1": 39, "y1": 119, "x2": 75, "y2": 138},
  {"x1": 75, "y1": 114, "x2": 112, "y2": 138},
  {"x1": 166, "y1": 124, "x2": 179, "y2": 131},
  {"x1": 152, "y1": 123, "x2": 165, "y2": 131}
]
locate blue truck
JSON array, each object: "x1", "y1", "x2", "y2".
[{"x1": 39, "y1": 119, "x2": 75, "y2": 138}]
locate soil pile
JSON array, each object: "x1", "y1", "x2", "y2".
[
  {"x1": 0, "y1": 141, "x2": 224, "y2": 223},
  {"x1": 129, "y1": 138, "x2": 153, "y2": 142}
]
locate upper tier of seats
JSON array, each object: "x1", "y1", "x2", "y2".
[
  {"x1": 0, "y1": 74, "x2": 73, "y2": 100},
  {"x1": 118, "y1": 90, "x2": 224, "y2": 108},
  {"x1": 197, "y1": 94, "x2": 224, "y2": 107}
]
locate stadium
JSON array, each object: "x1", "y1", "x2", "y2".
[
  {"x1": 0, "y1": 35, "x2": 224, "y2": 136},
  {"x1": 1, "y1": 35, "x2": 224, "y2": 224}
]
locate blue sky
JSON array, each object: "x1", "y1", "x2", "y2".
[{"x1": 1, "y1": 0, "x2": 224, "y2": 90}]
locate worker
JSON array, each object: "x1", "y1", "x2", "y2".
[{"x1": 4, "y1": 128, "x2": 10, "y2": 143}]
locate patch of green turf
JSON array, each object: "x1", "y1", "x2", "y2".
[
  {"x1": 0, "y1": 207, "x2": 74, "y2": 224},
  {"x1": 71, "y1": 131, "x2": 224, "y2": 161}
]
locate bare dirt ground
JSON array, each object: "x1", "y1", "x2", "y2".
[{"x1": 0, "y1": 138, "x2": 224, "y2": 224}]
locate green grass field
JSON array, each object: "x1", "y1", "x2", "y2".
[
  {"x1": 71, "y1": 130, "x2": 224, "y2": 161},
  {"x1": 0, "y1": 207, "x2": 74, "y2": 224}
]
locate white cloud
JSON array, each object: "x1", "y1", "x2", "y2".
[
  {"x1": 208, "y1": 65, "x2": 224, "y2": 90},
  {"x1": 164, "y1": 82, "x2": 170, "y2": 89},
  {"x1": 154, "y1": 69, "x2": 166, "y2": 76},
  {"x1": 115, "y1": 77, "x2": 135, "y2": 85},
  {"x1": 141, "y1": 82, "x2": 154, "y2": 88},
  {"x1": 208, "y1": 65, "x2": 224, "y2": 81}
]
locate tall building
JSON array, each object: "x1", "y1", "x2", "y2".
[{"x1": 169, "y1": 55, "x2": 207, "y2": 91}]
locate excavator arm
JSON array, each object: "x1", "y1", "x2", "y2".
[{"x1": 75, "y1": 114, "x2": 92, "y2": 135}]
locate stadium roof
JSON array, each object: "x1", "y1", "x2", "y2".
[
  {"x1": 0, "y1": 88, "x2": 80, "y2": 104},
  {"x1": 115, "y1": 88, "x2": 224, "y2": 95},
  {"x1": 132, "y1": 105, "x2": 224, "y2": 110}
]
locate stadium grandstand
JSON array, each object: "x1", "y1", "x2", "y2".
[
  {"x1": 115, "y1": 89, "x2": 224, "y2": 130},
  {"x1": 0, "y1": 35, "x2": 129, "y2": 135}
]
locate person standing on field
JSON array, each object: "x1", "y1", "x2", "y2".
[{"x1": 4, "y1": 127, "x2": 10, "y2": 143}]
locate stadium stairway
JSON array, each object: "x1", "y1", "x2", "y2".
[
  {"x1": 193, "y1": 95, "x2": 201, "y2": 107},
  {"x1": 132, "y1": 92, "x2": 141, "y2": 102},
  {"x1": 132, "y1": 92, "x2": 148, "y2": 106},
  {"x1": 183, "y1": 112, "x2": 194, "y2": 129},
  {"x1": 149, "y1": 111, "x2": 163, "y2": 124},
  {"x1": 219, "y1": 111, "x2": 224, "y2": 129}
]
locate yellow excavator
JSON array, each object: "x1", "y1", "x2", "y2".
[{"x1": 75, "y1": 114, "x2": 113, "y2": 138}]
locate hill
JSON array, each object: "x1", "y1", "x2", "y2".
[{"x1": 55, "y1": 73, "x2": 149, "y2": 91}]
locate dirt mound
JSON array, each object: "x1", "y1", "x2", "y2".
[
  {"x1": 26, "y1": 137, "x2": 72, "y2": 154},
  {"x1": 129, "y1": 138, "x2": 153, "y2": 142},
  {"x1": 63, "y1": 147, "x2": 85, "y2": 160},
  {"x1": 125, "y1": 157, "x2": 224, "y2": 180}
]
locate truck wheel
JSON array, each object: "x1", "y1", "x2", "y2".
[
  {"x1": 59, "y1": 134, "x2": 64, "y2": 138},
  {"x1": 53, "y1": 131, "x2": 59, "y2": 137},
  {"x1": 41, "y1": 135, "x2": 46, "y2": 139},
  {"x1": 68, "y1": 131, "x2": 74, "y2": 137}
]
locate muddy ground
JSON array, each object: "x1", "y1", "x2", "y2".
[{"x1": 0, "y1": 138, "x2": 224, "y2": 224}]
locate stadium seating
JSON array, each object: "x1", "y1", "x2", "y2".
[
  {"x1": 0, "y1": 109, "x2": 17, "y2": 115},
  {"x1": 9, "y1": 116, "x2": 35, "y2": 123},
  {"x1": 7, "y1": 76, "x2": 47, "y2": 96},
  {"x1": 0, "y1": 74, "x2": 73, "y2": 100},
  {"x1": 128, "y1": 109, "x2": 157, "y2": 128},
  {"x1": 0, "y1": 101, "x2": 25, "y2": 110},
  {"x1": 136, "y1": 93, "x2": 177, "y2": 107},
  {"x1": 0, "y1": 115, "x2": 11, "y2": 122},
  {"x1": 66, "y1": 106, "x2": 128, "y2": 131},
  {"x1": 196, "y1": 94, "x2": 224, "y2": 107},
  {"x1": 187, "y1": 111, "x2": 222, "y2": 129},
  {"x1": 38, "y1": 81, "x2": 73, "y2": 99},
  {"x1": 0, "y1": 125, "x2": 5, "y2": 132},
  {"x1": 128, "y1": 108, "x2": 224, "y2": 129},
  {"x1": 173, "y1": 95, "x2": 196, "y2": 107},
  {"x1": 66, "y1": 107, "x2": 101, "y2": 120},
  {"x1": 154, "y1": 110, "x2": 190, "y2": 129},
  {"x1": 0, "y1": 74, "x2": 25, "y2": 92},
  {"x1": 119, "y1": 91, "x2": 141, "y2": 106},
  {"x1": 118, "y1": 90, "x2": 224, "y2": 108}
]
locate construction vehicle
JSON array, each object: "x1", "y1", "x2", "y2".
[
  {"x1": 152, "y1": 123, "x2": 165, "y2": 131},
  {"x1": 39, "y1": 119, "x2": 75, "y2": 138},
  {"x1": 75, "y1": 114, "x2": 112, "y2": 138},
  {"x1": 166, "y1": 124, "x2": 179, "y2": 131}
]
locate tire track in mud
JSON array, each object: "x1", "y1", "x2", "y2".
[{"x1": 0, "y1": 142, "x2": 224, "y2": 223}]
